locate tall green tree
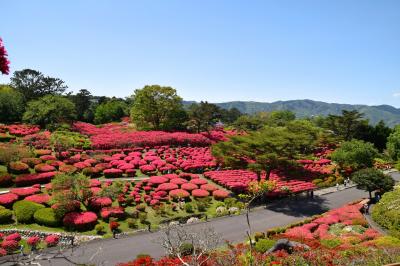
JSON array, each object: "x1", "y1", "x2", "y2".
[
  {"x1": 220, "y1": 107, "x2": 242, "y2": 124},
  {"x1": 23, "y1": 95, "x2": 76, "y2": 128},
  {"x1": 130, "y1": 85, "x2": 185, "y2": 130},
  {"x1": 10, "y1": 69, "x2": 67, "y2": 101},
  {"x1": 233, "y1": 112, "x2": 269, "y2": 131},
  {"x1": 351, "y1": 168, "x2": 395, "y2": 198},
  {"x1": 69, "y1": 89, "x2": 93, "y2": 122},
  {"x1": 331, "y1": 140, "x2": 378, "y2": 170},
  {"x1": 265, "y1": 110, "x2": 296, "y2": 127},
  {"x1": 0, "y1": 85, "x2": 25, "y2": 123},
  {"x1": 94, "y1": 99, "x2": 127, "y2": 124},
  {"x1": 212, "y1": 126, "x2": 317, "y2": 179},
  {"x1": 354, "y1": 120, "x2": 392, "y2": 152},
  {"x1": 187, "y1": 101, "x2": 222, "y2": 133},
  {"x1": 325, "y1": 110, "x2": 365, "y2": 141},
  {"x1": 387, "y1": 125, "x2": 400, "y2": 161}
]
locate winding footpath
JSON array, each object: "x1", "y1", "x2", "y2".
[{"x1": 4, "y1": 171, "x2": 400, "y2": 266}]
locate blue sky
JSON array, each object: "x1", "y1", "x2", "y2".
[{"x1": 1, "y1": 1, "x2": 400, "y2": 106}]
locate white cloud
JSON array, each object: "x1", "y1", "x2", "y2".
[{"x1": 393, "y1": 92, "x2": 400, "y2": 98}]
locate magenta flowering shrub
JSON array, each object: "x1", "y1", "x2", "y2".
[
  {"x1": 103, "y1": 168, "x2": 123, "y2": 178},
  {"x1": 0, "y1": 38, "x2": 10, "y2": 75},
  {"x1": 88, "y1": 197, "x2": 113, "y2": 211},
  {"x1": 6, "y1": 125, "x2": 40, "y2": 136},
  {"x1": 191, "y1": 189, "x2": 209, "y2": 198},
  {"x1": 25, "y1": 194, "x2": 51, "y2": 204},
  {"x1": 1, "y1": 240, "x2": 18, "y2": 252},
  {"x1": 27, "y1": 236, "x2": 40, "y2": 247},
  {"x1": 44, "y1": 234, "x2": 60, "y2": 247},
  {"x1": 5, "y1": 233, "x2": 21, "y2": 242},
  {"x1": 100, "y1": 206, "x2": 125, "y2": 220},
  {"x1": 15, "y1": 172, "x2": 56, "y2": 187},
  {"x1": 181, "y1": 183, "x2": 198, "y2": 191},
  {"x1": 63, "y1": 211, "x2": 98, "y2": 230},
  {"x1": 10, "y1": 187, "x2": 40, "y2": 198},
  {"x1": 0, "y1": 193, "x2": 19, "y2": 207},
  {"x1": 169, "y1": 189, "x2": 190, "y2": 199},
  {"x1": 212, "y1": 189, "x2": 230, "y2": 200}
]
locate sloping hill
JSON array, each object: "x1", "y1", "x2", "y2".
[{"x1": 184, "y1": 100, "x2": 400, "y2": 127}]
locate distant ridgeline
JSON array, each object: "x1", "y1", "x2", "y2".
[{"x1": 183, "y1": 99, "x2": 400, "y2": 127}]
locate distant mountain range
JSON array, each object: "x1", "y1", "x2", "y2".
[{"x1": 183, "y1": 99, "x2": 400, "y2": 127}]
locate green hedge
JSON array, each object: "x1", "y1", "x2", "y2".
[
  {"x1": 254, "y1": 238, "x2": 276, "y2": 253},
  {"x1": 372, "y1": 188, "x2": 400, "y2": 238},
  {"x1": 34, "y1": 208, "x2": 60, "y2": 227},
  {"x1": 13, "y1": 200, "x2": 45, "y2": 224},
  {"x1": 0, "y1": 206, "x2": 13, "y2": 224}
]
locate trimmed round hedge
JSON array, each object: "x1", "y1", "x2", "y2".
[
  {"x1": 13, "y1": 200, "x2": 45, "y2": 224},
  {"x1": 0, "y1": 207, "x2": 13, "y2": 224},
  {"x1": 63, "y1": 211, "x2": 98, "y2": 231},
  {"x1": 34, "y1": 208, "x2": 60, "y2": 227}
]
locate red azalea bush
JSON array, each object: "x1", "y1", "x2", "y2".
[
  {"x1": 44, "y1": 234, "x2": 59, "y2": 247},
  {"x1": 1, "y1": 240, "x2": 18, "y2": 252},
  {"x1": 200, "y1": 184, "x2": 218, "y2": 192},
  {"x1": 63, "y1": 211, "x2": 98, "y2": 230},
  {"x1": 88, "y1": 197, "x2": 113, "y2": 211},
  {"x1": 7, "y1": 125, "x2": 40, "y2": 136},
  {"x1": 10, "y1": 187, "x2": 40, "y2": 198},
  {"x1": 21, "y1": 157, "x2": 42, "y2": 167},
  {"x1": 27, "y1": 236, "x2": 40, "y2": 247},
  {"x1": 170, "y1": 178, "x2": 188, "y2": 185},
  {"x1": 8, "y1": 161, "x2": 30, "y2": 174},
  {"x1": 181, "y1": 183, "x2": 198, "y2": 191},
  {"x1": 5, "y1": 233, "x2": 21, "y2": 242},
  {"x1": 25, "y1": 194, "x2": 51, "y2": 204},
  {"x1": 189, "y1": 179, "x2": 208, "y2": 185},
  {"x1": 109, "y1": 221, "x2": 120, "y2": 231},
  {"x1": 157, "y1": 183, "x2": 179, "y2": 191},
  {"x1": 212, "y1": 189, "x2": 230, "y2": 200},
  {"x1": 149, "y1": 176, "x2": 168, "y2": 185},
  {"x1": 15, "y1": 172, "x2": 56, "y2": 186},
  {"x1": 59, "y1": 164, "x2": 78, "y2": 173},
  {"x1": 0, "y1": 38, "x2": 10, "y2": 75},
  {"x1": 0, "y1": 174, "x2": 13, "y2": 187},
  {"x1": 34, "y1": 163, "x2": 56, "y2": 173},
  {"x1": 101, "y1": 206, "x2": 125, "y2": 220},
  {"x1": 0, "y1": 193, "x2": 19, "y2": 207},
  {"x1": 169, "y1": 189, "x2": 190, "y2": 199},
  {"x1": 103, "y1": 168, "x2": 123, "y2": 178},
  {"x1": 191, "y1": 189, "x2": 209, "y2": 198}
]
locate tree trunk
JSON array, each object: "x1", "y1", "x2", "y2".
[
  {"x1": 369, "y1": 190, "x2": 372, "y2": 199},
  {"x1": 265, "y1": 168, "x2": 272, "y2": 180}
]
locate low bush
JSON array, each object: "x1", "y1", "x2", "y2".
[
  {"x1": 1, "y1": 240, "x2": 19, "y2": 252},
  {"x1": 180, "y1": 242, "x2": 194, "y2": 256},
  {"x1": 0, "y1": 193, "x2": 19, "y2": 208},
  {"x1": 13, "y1": 200, "x2": 45, "y2": 224},
  {"x1": 27, "y1": 236, "x2": 41, "y2": 247},
  {"x1": 63, "y1": 211, "x2": 98, "y2": 231},
  {"x1": 95, "y1": 224, "x2": 105, "y2": 234},
  {"x1": 34, "y1": 208, "x2": 60, "y2": 227},
  {"x1": 254, "y1": 238, "x2": 276, "y2": 253},
  {"x1": 321, "y1": 238, "x2": 342, "y2": 249},
  {"x1": 372, "y1": 188, "x2": 400, "y2": 237},
  {"x1": 0, "y1": 207, "x2": 13, "y2": 224},
  {"x1": 126, "y1": 218, "x2": 137, "y2": 229},
  {"x1": 185, "y1": 203, "x2": 194, "y2": 213},
  {"x1": 0, "y1": 173, "x2": 13, "y2": 187},
  {"x1": 44, "y1": 234, "x2": 59, "y2": 247},
  {"x1": 8, "y1": 161, "x2": 30, "y2": 174}
]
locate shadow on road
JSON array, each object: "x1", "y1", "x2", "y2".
[{"x1": 266, "y1": 195, "x2": 328, "y2": 217}]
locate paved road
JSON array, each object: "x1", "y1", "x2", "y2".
[
  {"x1": 29, "y1": 187, "x2": 368, "y2": 266},
  {"x1": 6, "y1": 171, "x2": 400, "y2": 266}
]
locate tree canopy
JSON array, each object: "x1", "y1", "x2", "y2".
[
  {"x1": 0, "y1": 85, "x2": 24, "y2": 123},
  {"x1": 94, "y1": 99, "x2": 127, "y2": 124},
  {"x1": 331, "y1": 140, "x2": 379, "y2": 170},
  {"x1": 187, "y1": 101, "x2": 222, "y2": 133},
  {"x1": 351, "y1": 168, "x2": 395, "y2": 198},
  {"x1": 387, "y1": 125, "x2": 400, "y2": 161},
  {"x1": 10, "y1": 69, "x2": 67, "y2": 102},
  {"x1": 212, "y1": 125, "x2": 317, "y2": 179},
  {"x1": 130, "y1": 85, "x2": 185, "y2": 130},
  {"x1": 22, "y1": 95, "x2": 76, "y2": 128},
  {"x1": 69, "y1": 89, "x2": 93, "y2": 122}
]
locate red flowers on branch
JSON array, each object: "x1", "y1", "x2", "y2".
[{"x1": 0, "y1": 38, "x2": 10, "y2": 75}]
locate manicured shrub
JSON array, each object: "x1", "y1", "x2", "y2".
[
  {"x1": 213, "y1": 189, "x2": 230, "y2": 200},
  {"x1": 100, "y1": 206, "x2": 125, "y2": 220},
  {"x1": 34, "y1": 208, "x2": 60, "y2": 227},
  {"x1": 13, "y1": 200, "x2": 45, "y2": 223},
  {"x1": 59, "y1": 164, "x2": 78, "y2": 173},
  {"x1": 8, "y1": 161, "x2": 30, "y2": 174},
  {"x1": 44, "y1": 234, "x2": 59, "y2": 247},
  {"x1": 63, "y1": 211, "x2": 98, "y2": 231},
  {"x1": 5, "y1": 233, "x2": 21, "y2": 241},
  {"x1": 103, "y1": 168, "x2": 123, "y2": 178},
  {"x1": 190, "y1": 178, "x2": 208, "y2": 185},
  {"x1": 191, "y1": 189, "x2": 209, "y2": 198},
  {"x1": 109, "y1": 221, "x2": 120, "y2": 231},
  {"x1": 321, "y1": 238, "x2": 342, "y2": 249},
  {"x1": 185, "y1": 203, "x2": 194, "y2": 213},
  {"x1": 200, "y1": 184, "x2": 218, "y2": 192},
  {"x1": 88, "y1": 197, "x2": 113, "y2": 211},
  {"x1": 0, "y1": 193, "x2": 19, "y2": 208},
  {"x1": 0, "y1": 173, "x2": 13, "y2": 187},
  {"x1": 27, "y1": 236, "x2": 40, "y2": 247},
  {"x1": 254, "y1": 238, "x2": 276, "y2": 253},
  {"x1": 136, "y1": 204, "x2": 146, "y2": 212},
  {"x1": 169, "y1": 189, "x2": 190, "y2": 199},
  {"x1": 95, "y1": 224, "x2": 105, "y2": 234},
  {"x1": 10, "y1": 187, "x2": 40, "y2": 198},
  {"x1": 1, "y1": 240, "x2": 18, "y2": 252},
  {"x1": 181, "y1": 183, "x2": 198, "y2": 191},
  {"x1": 126, "y1": 218, "x2": 137, "y2": 229},
  {"x1": 25, "y1": 194, "x2": 51, "y2": 204},
  {"x1": 170, "y1": 178, "x2": 188, "y2": 185},
  {"x1": 15, "y1": 172, "x2": 56, "y2": 187},
  {"x1": 21, "y1": 157, "x2": 42, "y2": 168},
  {"x1": 34, "y1": 163, "x2": 56, "y2": 173},
  {"x1": 149, "y1": 176, "x2": 168, "y2": 185},
  {"x1": 157, "y1": 183, "x2": 178, "y2": 191},
  {"x1": 0, "y1": 207, "x2": 13, "y2": 224}
]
